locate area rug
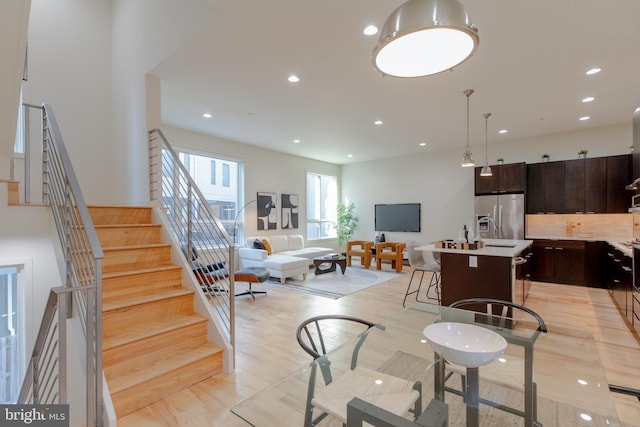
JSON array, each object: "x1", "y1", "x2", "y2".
[{"x1": 264, "y1": 266, "x2": 403, "y2": 299}]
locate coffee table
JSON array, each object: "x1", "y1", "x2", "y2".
[{"x1": 313, "y1": 255, "x2": 347, "y2": 275}]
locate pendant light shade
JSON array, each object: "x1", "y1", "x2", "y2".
[
  {"x1": 373, "y1": 0, "x2": 479, "y2": 78},
  {"x1": 480, "y1": 112, "x2": 493, "y2": 176},
  {"x1": 461, "y1": 89, "x2": 475, "y2": 167}
]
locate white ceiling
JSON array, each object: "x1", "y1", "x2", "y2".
[{"x1": 153, "y1": 0, "x2": 640, "y2": 165}]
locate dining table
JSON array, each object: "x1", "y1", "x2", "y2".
[{"x1": 231, "y1": 303, "x2": 621, "y2": 426}]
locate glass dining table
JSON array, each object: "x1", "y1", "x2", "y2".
[{"x1": 231, "y1": 303, "x2": 621, "y2": 426}]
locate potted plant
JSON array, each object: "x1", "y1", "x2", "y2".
[
  {"x1": 541, "y1": 153, "x2": 550, "y2": 162},
  {"x1": 578, "y1": 149, "x2": 588, "y2": 159},
  {"x1": 336, "y1": 202, "x2": 359, "y2": 254},
  {"x1": 497, "y1": 157, "x2": 504, "y2": 165}
]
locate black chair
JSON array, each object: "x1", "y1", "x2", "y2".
[
  {"x1": 442, "y1": 298, "x2": 547, "y2": 427},
  {"x1": 183, "y1": 245, "x2": 228, "y2": 293},
  {"x1": 296, "y1": 315, "x2": 423, "y2": 427}
]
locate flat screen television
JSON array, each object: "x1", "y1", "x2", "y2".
[{"x1": 374, "y1": 203, "x2": 421, "y2": 232}]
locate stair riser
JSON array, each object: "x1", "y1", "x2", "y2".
[
  {"x1": 96, "y1": 225, "x2": 162, "y2": 247},
  {"x1": 109, "y1": 352, "x2": 223, "y2": 418},
  {"x1": 103, "y1": 321, "x2": 209, "y2": 366},
  {"x1": 103, "y1": 246, "x2": 172, "y2": 274},
  {"x1": 89, "y1": 206, "x2": 152, "y2": 225},
  {"x1": 103, "y1": 268, "x2": 183, "y2": 299},
  {"x1": 103, "y1": 294, "x2": 195, "y2": 334}
]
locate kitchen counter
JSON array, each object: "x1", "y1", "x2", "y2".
[
  {"x1": 417, "y1": 239, "x2": 532, "y2": 258},
  {"x1": 417, "y1": 239, "x2": 532, "y2": 307},
  {"x1": 526, "y1": 235, "x2": 632, "y2": 257}
]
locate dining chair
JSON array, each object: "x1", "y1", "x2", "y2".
[
  {"x1": 404, "y1": 245, "x2": 441, "y2": 307},
  {"x1": 296, "y1": 315, "x2": 423, "y2": 427},
  {"x1": 442, "y1": 298, "x2": 547, "y2": 427}
]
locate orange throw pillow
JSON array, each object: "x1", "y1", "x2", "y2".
[{"x1": 262, "y1": 239, "x2": 272, "y2": 255}]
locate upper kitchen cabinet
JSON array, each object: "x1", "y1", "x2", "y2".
[
  {"x1": 475, "y1": 162, "x2": 526, "y2": 195},
  {"x1": 527, "y1": 161, "x2": 565, "y2": 214},
  {"x1": 527, "y1": 154, "x2": 631, "y2": 214},
  {"x1": 564, "y1": 157, "x2": 607, "y2": 213},
  {"x1": 606, "y1": 154, "x2": 632, "y2": 213}
]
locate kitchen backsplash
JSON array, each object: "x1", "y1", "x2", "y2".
[{"x1": 526, "y1": 213, "x2": 632, "y2": 240}]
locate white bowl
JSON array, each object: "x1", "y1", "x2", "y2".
[{"x1": 423, "y1": 322, "x2": 507, "y2": 368}]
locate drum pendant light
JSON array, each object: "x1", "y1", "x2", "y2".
[
  {"x1": 373, "y1": 0, "x2": 479, "y2": 78},
  {"x1": 480, "y1": 113, "x2": 493, "y2": 176},
  {"x1": 461, "y1": 89, "x2": 475, "y2": 167}
]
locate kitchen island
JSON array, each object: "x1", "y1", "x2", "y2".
[{"x1": 416, "y1": 239, "x2": 533, "y2": 306}]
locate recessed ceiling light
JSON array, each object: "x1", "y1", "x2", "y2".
[
  {"x1": 579, "y1": 413, "x2": 592, "y2": 422},
  {"x1": 293, "y1": 139, "x2": 300, "y2": 143},
  {"x1": 347, "y1": 154, "x2": 353, "y2": 158},
  {"x1": 288, "y1": 75, "x2": 300, "y2": 83},
  {"x1": 202, "y1": 113, "x2": 212, "y2": 118},
  {"x1": 374, "y1": 120, "x2": 383, "y2": 125},
  {"x1": 578, "y1": 379, "x2": 588, "y2": 385},
  {"x1": 363, "y1": 25, "x2": 379, "y2": 36},
  {"x1": 582, "y1": 96, "x2": 595, "y2": 103},
  {"x1": 499, "y1": 129, "x2": 508, "y2": 134},
  {"x1": 579, "y1": 116, "x2": 590, "y2": 121},
  {"x1": 419, "y1": 142, "x2": 427, "y2": 147},
  {"x1": 586, "y1": 67, "x2": 602, "y2": 75}
]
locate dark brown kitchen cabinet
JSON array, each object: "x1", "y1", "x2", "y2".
[
  {"x1": 584, "y1": 241, "x2": 608, "y2": 288},
  {"x1": 526, "y1": 162, "x2": 565, "y2": 214},
  {"x1": 607, "y1": 245, "x2": 632, "y2": 317},
  {"x1": 531, "y1": 239, "x2": 585, "y2": 286},
  {"x1": 564, "y1": 158, "x2": 607, "y2": 213},
  {"x1": 606, "y1": 154, "x2": 632, "y2": 213},
  {"x1": 475, "y1": 162, "x2": 526, "y2": 195},
  {"x1": 527, "y1": 154, "x2": 631, "y2": 214}
]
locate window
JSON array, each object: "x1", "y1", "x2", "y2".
[
  {"x1": 222, "y1": 163, "x2": 230, "y2": 187},
  {"x1": 177, "y1": 150, "x2": 242, "y2": 241},
  {"x1": 307, "y1": 173, "x2": 337, "y2": 240},
  {"x1": 0, "y1": 266, "x2": 20, "y2": 404}
]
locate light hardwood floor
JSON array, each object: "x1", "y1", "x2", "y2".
[{"x1": 118, "y1": 266, "x2": 640, "y2": 426}]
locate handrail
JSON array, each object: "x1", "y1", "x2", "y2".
[
  {"x1": 148, "y1": 128, "x2": 235, "y2": 355},
  {"x1": 17, "y1": 103, "x2": 104, "y2": 426}
]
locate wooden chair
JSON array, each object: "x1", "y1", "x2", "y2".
[
  {"x1": 346, "y1": 240, "x2": 373, "y2": 268},
  {"x1": 296, "y1": 315, "x2": 423, "y2": 427},
  {"x1": 376, "y1": 242, "x2": 406, "y2": 273}
]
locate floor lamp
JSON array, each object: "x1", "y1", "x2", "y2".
[{"x1": 233, "y1": 200, "x2": 276, "y2": 243}]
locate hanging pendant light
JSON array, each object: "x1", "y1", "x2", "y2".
[
  {"x1": 461, "y1": 89, "x2": 475, "y2": 167},
  {"x1": 480, "y1": 112, "x2": 493, "y2": 176},
  {"x1": 373, "y1": 0, "x2": 479, "y2": 78}
]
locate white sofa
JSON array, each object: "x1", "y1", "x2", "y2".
[{"x1": 238, "y1": 235, "x2": 334, "y2": 283}]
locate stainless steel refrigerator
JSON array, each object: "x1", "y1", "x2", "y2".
[{"x1": 474, "y1": 194, "x2": 525, "y2": 240}]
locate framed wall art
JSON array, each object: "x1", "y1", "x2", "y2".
[
  {"x1": 257, "y1": 192, "x2": 277, "y2": 230},
  {"x1": 281, "y1": 193, "x2": 299, "y2": 229}
]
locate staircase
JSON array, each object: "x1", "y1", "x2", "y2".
[{"x1": 90, "y1": 205, "x2": 224, "y2": 418}]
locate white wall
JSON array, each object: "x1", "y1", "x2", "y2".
[
  {"x1": 0, "y1": 205, "x2": 62, "y2": 365},
  {"x1": 26, "y1": 0, "x2": 114, "y2": 203},
  {"x1": 342, "y1": 122, "x2": 632, "y2": 246},
  {"x1": 112, "y1": 0, "x2": 217, "y2": 204},
  {"x1": 0, "y1": 0, "x2": 30, "y2": 175},
  {"x1": 162, "y1": 125, "x2": 342, "y2": 247}
]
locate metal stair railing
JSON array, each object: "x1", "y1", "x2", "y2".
[
  {"x1": 148, "y1": 128, "x2": 235, "y2": 350},
  {"x1": 17, "y1": 103, "x2": 104, "y2": 426}
]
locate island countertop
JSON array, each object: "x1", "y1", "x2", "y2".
[{"x1": 416, "y1": 239, "x2": 532, "y2": 258}]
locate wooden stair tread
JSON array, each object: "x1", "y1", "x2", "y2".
[
  {"x1": 95, "y1": 223, "x2": 160, "y2": 229},
  {"x1": 103, "y1": 243, "x2": 171, "y2": 251},
  {"x1": 103, "y1": 288, "x2": 194, "y2": 312},
  {"x1": 102, "y1": 265, "x2": 182, "y2": 280},
  {"x1": 105, "y1": 342, "x2": 222, "y2": 393},
  {"x1": 103, "y1": 313, "x2": 207, "y2": 350}
]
